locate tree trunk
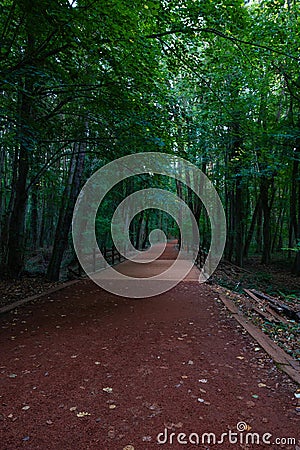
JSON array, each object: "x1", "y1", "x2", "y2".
[
  {"x1": 260, "y1": 177, "x2": 275, "y2": 264},
  {"x1": 175, "y1": 179, "x2": 184, "y2": 248},
  {"x1": 244, "y1": 194, "x2": 261, "y2": 258},
  {"x1": 30, "y1": 186, "x2": 39, "y2": 250},
  {"x1": 46, "y1": 140, "x2": 86, "y2": 281},
  {"x1": 293, "y1": 127, "x2": 300, "y2": 274},
  {"x1": 289, "y1": 154, "x2": 298, "y2": 259},
  {"x1": 135, "y1": 210, "x2": 145, "y2": 250},
  {"x1": 256, "y1": 202, "x2": 263, "y2": 253},
  {"x1": 6, "y1": 73, "x2": 33, "y2": 276},
  {"x1": 234, "y1": 176, "x2": 244, "y2": 266},
  {"x1": 142, "y1": 211, "x2": 150, "y2": 249}
]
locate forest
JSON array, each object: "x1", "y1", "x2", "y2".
[{"x1": 1, "y1": 0, "x2": 300, "y2": 284}]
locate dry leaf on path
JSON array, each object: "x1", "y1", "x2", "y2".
[
  {"x1": 76, "y1": 411, "x2": 91, "y2": 417},
  {"x1": 102, "y1": 387, "x2": 113, "y2": 393}
]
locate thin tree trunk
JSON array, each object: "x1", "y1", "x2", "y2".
[
  {"x1": 142, "y1": 211, "x2": 150, "y2": 249},
  {"x1": 234, "y1": 176, "x2": 244, "y2": 266},
  {"x1": 244, "y1": 194, "x2": 261, "y2": 258},
  {"x1": 135, "y1": 210, "x2": 145, "y2": 250},
  {"x1": 293, "y1": 130, "x2": 300, "y2": 274},
  {"x1": 256, "y1": 202, "x2": 263, "y2": 253},
  {"x1": 30, "y1": 187, "x2": 39, "y2": 250},
  {"x1": 260, "y1": 177, "x2": 275, "y2": 264},
  {"x1": 289, "y1": 155, "x2": 298, "y2": 259}
]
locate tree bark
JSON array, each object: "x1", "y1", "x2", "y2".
[
  {"x1": 46, "y1": 139, "x2": 86, "y2": 281},
  {"x1": 260, "y1": 176, "x2": 275, "y2": 264},
  {"x1": 6, "y1": 72, "x2": 33, "y2": 276},
  {"x1": 293, "y1": 126, "x2": 300, "y2": 274},
  {"x1": 244, "y1": 194, "x2": 261, "y2": 258}
]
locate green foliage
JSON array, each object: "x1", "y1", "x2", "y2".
[{"x1": 1, "y1": 0, "x2": 300, "y2": 276}]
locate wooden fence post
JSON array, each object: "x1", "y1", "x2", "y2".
[{"x1": 93, "y1": 247, "x2": 96, "y2": 272}]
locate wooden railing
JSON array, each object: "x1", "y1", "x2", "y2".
[
  {"x1": 68, "y1": 245, "x2": 127, "y2": 278},
  {"x1": 69, "y1": 242, "x2": 208, "y2": 278},
  {"x1": 99, "y1": 245, "x2": 126, "y2": 269},
  {"x1": 179, "y1": 243, "x2": 208, "y2": 269},
  {"x1": 195, "y1": 247, "x2": 208, "y2": 269}
]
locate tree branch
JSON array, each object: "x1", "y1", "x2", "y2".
[{"x1": 145, "y1": 27, "x2": 300, "y2": 62}]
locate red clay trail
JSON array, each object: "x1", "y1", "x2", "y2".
[{"x1": 0, "y1": 242, "x2": 299, "y2": 449}]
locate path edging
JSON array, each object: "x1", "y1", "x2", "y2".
[
  {"x1": 0, "y1": 259, "x2": 126, "y2": 315},
  {"x1": 0, "y1": 279, "x2": 82, "y2": 314},
  {"x1": 214, "y1": 287, "x2": 300, "y2": 385}
]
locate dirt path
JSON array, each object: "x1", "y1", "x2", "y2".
[{"x1": 0, "y1": 243, "x2": 299, "y2": 449}]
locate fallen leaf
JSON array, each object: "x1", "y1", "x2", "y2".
[
  {"x1": 199, "y1": 379, "x2": 208, "y2": 383},
  {"x1": 123, "y1": 446, "x2": 135, "y2": 450},
  {"x1": 46, "y1": 420, "x2": 53, "y2": 425},
  {"x1": 76, "y1": 411, "x2": 91, "y2": 417},
  {"x1": 109, "y1": 405, "x2": 116, "y2": 409},
  {"x1": 102, "y1": 387, "x2": 113, "y2": 393},
  {"x1": 22, "y1": 406, "x2": 30, "y2": 411},
  {"x1": 95, "y1": 361, "x2": 101, "y2": 365},
  {"x1": 8, "y1": 373, "x2": 17, "y2": 378},
  {"x1": 258, "y1": 383, "x2": 267, "y2": 388},
  {"x1": 236, "y1": 356, "x2": 244, "y2": 360},
  {"x1": 69, "y1": 406, "x2": 77, "y2": 411}
]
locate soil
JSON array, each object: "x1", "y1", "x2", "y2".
[
  {"x1": 211, "y1": 258, "x2": 300, "y2": 361},
  {"x1": 0, "y1": 243, "x2": 299, "y2": 449},
  {"x1": 0, "y1": 276, "x2": 61, "y2": 310}
]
